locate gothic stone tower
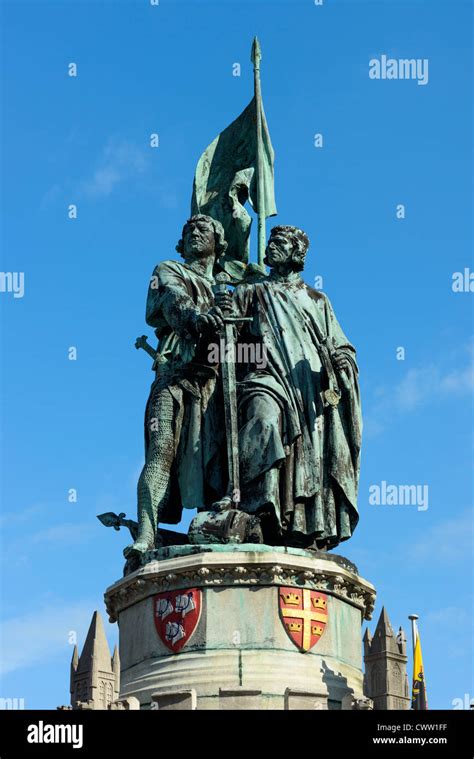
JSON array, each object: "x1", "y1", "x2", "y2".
[
  {"x1": 70, "y1": 610, "x2": 120, "y2": 709},
  {"x1": 363, "y1": 607, "x2": 410, "y2": 710}
]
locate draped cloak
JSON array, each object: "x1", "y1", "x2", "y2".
[{"x1": 233, "y1": 273, "x2": 362, "y2": 548}]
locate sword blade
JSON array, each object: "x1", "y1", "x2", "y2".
[{"x1": 221, "y1": 322, "x2": 240, "y2": 505}]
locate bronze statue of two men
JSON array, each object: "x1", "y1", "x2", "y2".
[{"x1": 124, "y1": 214, "x2": 362, "y2": 561}]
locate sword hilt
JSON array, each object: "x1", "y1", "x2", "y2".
[
  {"x1": 135, "y1": 335, "x2": 157, "y2": 360},
  {"x1": 213, "y1": 273, "x2": 252, "y2": 326}
]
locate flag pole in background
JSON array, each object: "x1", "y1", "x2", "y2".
[
  {"x1": 251, "y1": 36, "x2": 266, "y2": 269},
  {"x1": 409, "y1": 613, "x2": 428, "y2": 710},
  {"x1": 408, "y1": 613, "x2": 419, "y2": 652}
]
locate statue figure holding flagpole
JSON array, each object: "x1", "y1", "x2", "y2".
[
  {"x1": 100, "y1": 37, "x2": 362, "y2": 562},
  {"x1": 122, "y1": 214, "x2": 230, "y2": 562},
  {"x1": 193, "y1": 37, "x2": 362, "y2": 550}
]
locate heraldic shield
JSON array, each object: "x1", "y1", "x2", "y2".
[
  {"x1": 153, "y1": 588, "x2": 202, "y2": 653},
  {"x1": 278, "y1": 586, "x2": 328, "y2": 653}
]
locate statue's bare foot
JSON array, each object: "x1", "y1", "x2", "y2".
[
  {"x1": 210, "y1": 495, "x2": 234, "y2": 513},
  {"x1": 123, "y1": 541, "x2": 150, "y2": 560}
]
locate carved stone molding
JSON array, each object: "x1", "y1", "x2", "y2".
[{"x1": 105, "y1": 549, "x2": 376, "y2": 623}]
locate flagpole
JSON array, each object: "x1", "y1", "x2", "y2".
[
  {"x1": 251, "y1": 36, "x2": 266, "y2": 269},
  {"x1": 408, "y1": 613, "x2": 419, "y2": 654}
]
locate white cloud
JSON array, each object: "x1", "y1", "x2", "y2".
[
  {"x1": 364, "y1": 342, "x2": 474, "y2": 438},
  {"x1": 440, "y1": 364, "x2": 474, "y2": 394},
  {"x1": 28, "y1": 523, "x2": 94, "y2": 545},
  {"x1": 396, "y1": 363, "x2": 474, "y2": 412},
  {"x1": 0, "y1": 600, "x2": 108, "y2": 676},
  {"x1": 424, "y1": 606, "x2": 470, "y2": 626},
  {"x1": 40, "y1": 183, "x2": 62, "y2": 209},
  {"x1": 0, "y1": 504, "x2": 45, "y2": 529},
  {"x1": 423, "y1": 605, "x2": 473, "y2": 662},
  {"x1": 396, "y1": 365, "x2": 439, "y2": 411},
  {"x1": 81, "y1": 138, "x2": 147, "y2": 197},
  {"x1": 86, "y1": 165, "x2": 121, "y2": 196},
  {"x1": 0, "y1": 522, "x2": 95, "y2": 567},
  {"x1": 406, "y1": 510, "x2": 473, "y2": 562}
]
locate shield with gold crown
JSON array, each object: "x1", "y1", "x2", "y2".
[{"x1": 278, "y1": 586, "x2": 328, "y2": 652}]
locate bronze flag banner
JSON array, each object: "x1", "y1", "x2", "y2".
[{"x1": 191, "y1": 41, "x2": 277, "y2": 275}]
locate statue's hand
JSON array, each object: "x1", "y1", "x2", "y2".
[
  {"x1": 197, "y1": 306, "x2": 225, "y2": 335},
  {"x1": 332, "y1": 350, "x2": 351, "y2": 375},
  {"x1": 214, "y1": 290, "x2": 233, "y2": 314}
]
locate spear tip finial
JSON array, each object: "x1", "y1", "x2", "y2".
[{"x1": 251, "y1": 36, "x2": 262, "y2": 66}]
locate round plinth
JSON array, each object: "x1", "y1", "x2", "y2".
[{"x1": 104, "y1": 545, "x2": 376, "y2": 710}]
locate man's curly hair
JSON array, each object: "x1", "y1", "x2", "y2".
[
  {"x1": 266, "y1": 225, "x2": 310, "y2": 271},
  {"x1": 176, "y1": 214, "x2": 228, "y2": 259}
]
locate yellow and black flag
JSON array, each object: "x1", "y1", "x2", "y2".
[{"x1": 411, "y1": 633, "x2": 428, "y2": 709}]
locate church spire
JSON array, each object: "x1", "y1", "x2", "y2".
[
  {"x1": 363, "y1": 607, "x2": 410, "y2": 710},
  {"x1": 77, "y1": 610, "x2": 112, "y2": 673},
  {"x1": 70, "y1": 610, "x2": 119, "y2": 709},
  {"x1": 369, "y1": 606, "x2": 399, "y2": 655}
]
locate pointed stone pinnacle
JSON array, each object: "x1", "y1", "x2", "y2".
[
  {"x1": 376, "y1": 606, "x2": 395, "y2": 636},
  {"x1": 363, "y1": 626, "x2": 372, "y2": 655},
  {"x1": 71, "y1": 644, "x2": 79, "y2": 670},
  {"x1": 368, "y1": 607, "x2": 400, "y2": 655},
  {"x1": 77, "y1": 610, "x2": 112, "y2": 674},
  {"x1": 111, "y1": 644, "x2": 120, "y2": 673}
]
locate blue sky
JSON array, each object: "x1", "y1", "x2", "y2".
[{"x1": 0, "y1": 0, "x2": 472, "y2": 709}]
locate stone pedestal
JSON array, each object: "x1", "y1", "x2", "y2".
[{"x1": 104, "y1": 545, "x2": 376, "y2": 710}]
